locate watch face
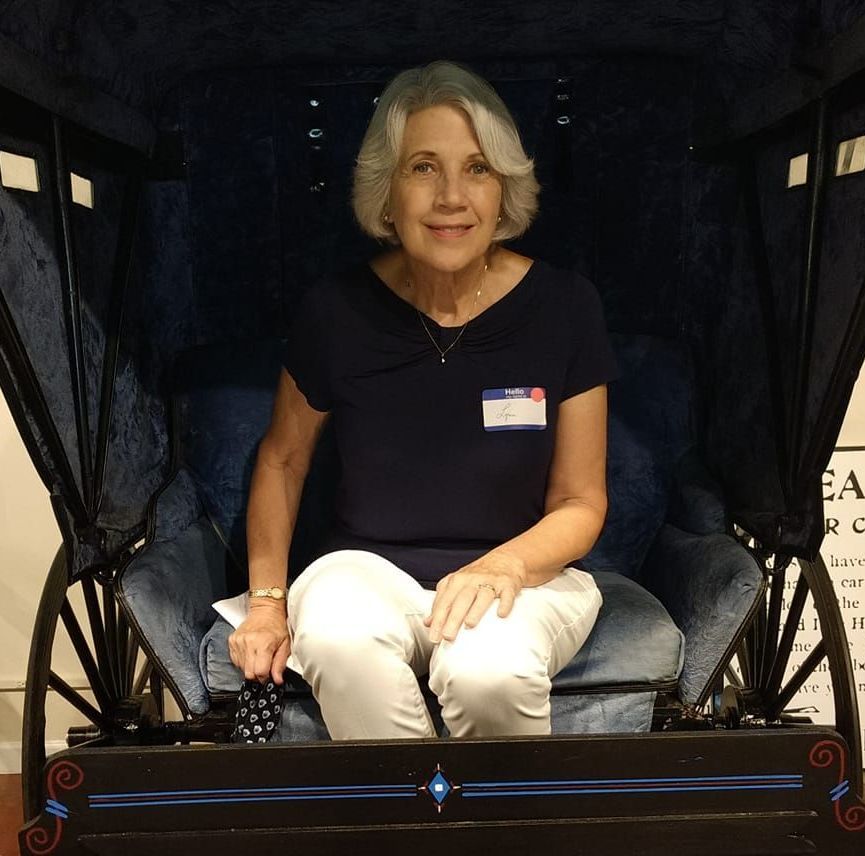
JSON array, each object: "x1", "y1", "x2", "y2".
[{"x1": 269, "y1": 587, "x2": 285, "y2": 599}]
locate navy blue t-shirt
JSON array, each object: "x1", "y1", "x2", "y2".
[{"x1": 284, "y1": 259, "x2": 618, "y2": 586}]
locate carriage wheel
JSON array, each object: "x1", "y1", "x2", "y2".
[
  {"x1": 21, "y1": 545, "x2": 164, "y2": 821},
  {"x1": 728, "y1": 550, "x2": 862, "y2": 796}
]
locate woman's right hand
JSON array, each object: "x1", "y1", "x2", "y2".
[{"x1": 228, "y1": 604, "x2": 291, "y2": 685}]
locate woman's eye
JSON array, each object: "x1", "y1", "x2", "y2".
[
  {"x1": 412, "y1": 162, "x2": 434, "y2": 174},
  {"x1": 470, "y1": 162, "x2": 491, "y2": 175}
]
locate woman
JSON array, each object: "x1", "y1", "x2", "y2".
[{"x1": 228, "y1": 60, "x2": 618, "y2": 740}]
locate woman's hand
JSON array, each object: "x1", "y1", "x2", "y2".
[
  {"x1": 424, "y1": 552, "x2": 527, "y2": 643},
  {"x1": 228, "y1": 603, "x2": 290, "y2": 684}
]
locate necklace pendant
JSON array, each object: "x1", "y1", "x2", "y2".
[{"x1": 441, "y1": 356, "x2": 446, "y2": 364}]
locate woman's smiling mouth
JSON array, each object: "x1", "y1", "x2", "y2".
[{"x1": 427, "y1": 224, "x2": 475, "y2": 238}]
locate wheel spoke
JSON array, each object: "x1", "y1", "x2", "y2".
[
  {"x1": 82, "y1": 575, "x2": 117, "y2": 698},
  {"x1": 765, "y1": 571, "x2": 809, "y2": 700},
  {"x1": 102, "y1": 579, "x2": 121, "y2": 697},
  {"x1": 116, "y1": 602, "x2": 130, "y2": 695},
  {"x1": 751, "y1": 599, "x2": 767, "y2": 688},
  {"x1": 768, "y1": 640, "x2": 826, "y2": 720},
  {"x1": 48, "y1": 671, "x2": 113, "y2": 731},
  {"x1": 760, "y1": 566, "x2": 786, "y2": 687},
  {"x1": 724, "y1": 665, "x2": 743, "y2": 688},
  {"x1": 737, "y1": 637, "x2": 753, "y2": 688},
  {"x1": 133, "y1": 658, "x2": 153, "y2": 696},
  {"x1": 150, "y1": 669, "x2": 165, "y2": 721},
  {"x1": 60, "y1": 598, "x2": 114, "y2": 712},
  {"x1": 124, "y1": 633, "x2": 140, "y2": 697}
]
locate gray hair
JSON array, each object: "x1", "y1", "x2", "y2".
[{"x1": 352, "y1": 61, "x2": 540, "y2": 243}]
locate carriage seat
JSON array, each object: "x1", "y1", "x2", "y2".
[{"x1": 118, "y1": 333, "x2": 764, "y2": 738}]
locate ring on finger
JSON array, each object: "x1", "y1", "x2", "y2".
[{"x1": 476, "y1": 582, "x2": 498, "y2": 596}]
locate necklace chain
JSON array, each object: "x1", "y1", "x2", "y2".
[{"x1": 410, "y1": 264, "x2": 487, "y2": 364}]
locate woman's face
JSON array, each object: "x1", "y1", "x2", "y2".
[{"x1": 389, "y1": 103, "x2": 503, "y2": 274}]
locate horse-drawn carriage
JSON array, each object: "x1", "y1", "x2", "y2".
[{"x1": 1, "y1": 2, "x2": 864, "y2": 853}]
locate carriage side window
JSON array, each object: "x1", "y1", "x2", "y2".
[
  {"x1": 787, "y1": 153, "x2": 809, "y2": 188},
  {"x1": 835, "y1": 135, "x2": 865, "y2": 177},
  {"x1": 70, "y1": 173, "x2": 94, "y2": 209},
  {"x1": 0, "y1": 150, "x2": 40, "y2": 192}
]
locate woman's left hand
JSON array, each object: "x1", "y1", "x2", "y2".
[{"x1": 424, "y1": 552, "x2": 527, "y2": 643}]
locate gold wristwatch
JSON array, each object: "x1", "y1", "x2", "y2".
[{"x1": 248, "y1": 586, "x2": 286, "y2": 601}]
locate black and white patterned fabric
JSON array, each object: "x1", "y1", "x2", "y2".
[{"x1": 232, "y1": 679, "x2": 285, "y2": 743}]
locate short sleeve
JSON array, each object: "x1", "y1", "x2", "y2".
[
  {"x1": 562, "y1": 275, "x2": 620, "y2": 400},
  {"x1": 283, "y1": 287, "x2": 332, "y2": 412}
]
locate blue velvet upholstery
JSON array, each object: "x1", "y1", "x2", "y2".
[
  {"x1": 585, "y1": 334, "x2": 694, "y2": 577},
  {"x1": 584, "y1": 413, "x2": 670, "y2": 577},
  {"x1": 550, "y1": 692, "x2": 657, "y2": 735},
  {"x1": 641, "y1": 525, "x2": 765, "y2": 704},
  {"x1": 173, "y1": 339, "x2": 339, "y2": 574},
  {"x1": 556, "y1": 572, "x2": 683, "y2": 689},
  {"x1": 173, "y1": 342, "x2": 284, "y2": 565},
  {"x1": 118, "y1": 469, "x2": 231, "y2": 715},
  {"x1": 667, "y1": 447, "x2": 728, "y2": 536}
]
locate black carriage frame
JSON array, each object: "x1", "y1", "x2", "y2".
[{"x1": 1, "y1": 10, "x2": 865, "y2": 853}]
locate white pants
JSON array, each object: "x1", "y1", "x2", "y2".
[{"x1": 284, "y1": 550, "x2": 602, "y2": 740}]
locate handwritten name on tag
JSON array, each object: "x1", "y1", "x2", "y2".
[{"x1": 482, "y1": 387, "x2": 547, "y2": 431}]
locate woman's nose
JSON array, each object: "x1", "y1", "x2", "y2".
[{"x1": 436, "y1": 169, "x2": 468, "y2": 208}]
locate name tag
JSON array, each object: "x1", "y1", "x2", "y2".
[{"x1": 482, "y1": 387, "x2": 547, "y2": 431}]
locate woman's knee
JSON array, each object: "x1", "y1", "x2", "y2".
[
  {"x1": 291, "y1": 550, "x2": 422, "y2": 619},
  {"x1": 292, "y1": 551, "x2": 380, "y2": 606},
  {"x1": 292, "y1": 615, "x2": 409, "y2": 701},
  {"x1": 429, "y1": 647, "x2": 550, "y2": 722},
  {"x1": 290, "y1": 555, "x2": 418, "y2": 681}
]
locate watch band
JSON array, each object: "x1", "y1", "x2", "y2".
[{"x1": 248, "y1": 586, "x2": 286, "y2": 600}]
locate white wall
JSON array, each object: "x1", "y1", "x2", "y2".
[
  {"x1": 1, "y1": 369, "x2": 864, "y2": 773},
  {"x1": 838, "y1": 376, "x2": 865, "y2": 446}
]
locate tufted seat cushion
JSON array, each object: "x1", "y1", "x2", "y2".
[
  {"x1": 200, "y1": 570, "x2": 684, "y2": 702},
  {"x1": 555, "y1": 571, "x2": 683, "y2": 689}
]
